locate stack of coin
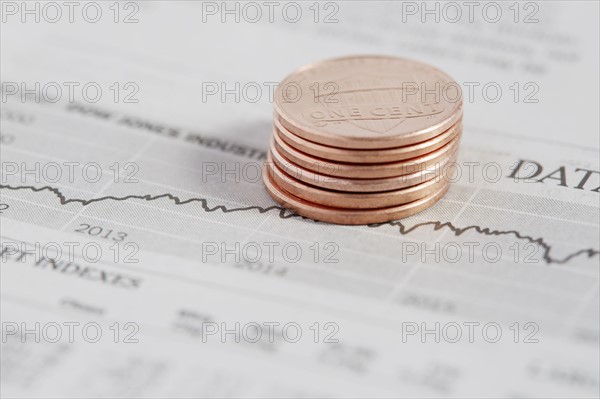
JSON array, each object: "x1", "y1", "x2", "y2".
[{"x1": 264, "y1": 56, "x2": 463, "y2": 225}]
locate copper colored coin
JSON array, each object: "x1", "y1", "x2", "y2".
[
  {"x1": 273, "y1": 125, "x2": 460, "y2": 178},
  {"x1": 274, "y1": 55, "x2": 463, "y2": 149},
  {"x1": 263, "y1": 165, "x2": 450, "y2": 225},
  {"x1": 269, "y1": 139, "x2": 457, "y2": 193},
  {"x1": 267, "y1": 154, "x2": 452, "y2": 209},
  {"x1": 274, "y1": 116, "x2": 461, "y2": 164}
]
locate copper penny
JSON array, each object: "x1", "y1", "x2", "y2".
[
  {"x1": 267, "y1": 154, "x2": 452, "y2": 209},
  {"x1": 274, "y1": 116, "x2": 462, "y2": 164},
  {"x1": 269, "y1": 139, "x2": 457, "y2": 193},
  {"x1": 263, "y1": 166, "x2": 450, "y2": 225},
  {"x1": 273, "y1": 125, "x2": 460, "y2": 178},
  {"x1": 274, "y1": 55, "x2": 463, "y2": 149}
]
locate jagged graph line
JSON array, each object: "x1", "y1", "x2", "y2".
[{"x1": 1, "y1": 184, "x2": 598, "y2": 265}]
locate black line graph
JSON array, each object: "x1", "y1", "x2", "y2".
[{"x1": 1, "y1": 184, "x2": 598, "y2": 265}]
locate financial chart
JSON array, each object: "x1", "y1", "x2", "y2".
[{"x1": 1, "y1": 1, "x2": 599, "y2": 398}]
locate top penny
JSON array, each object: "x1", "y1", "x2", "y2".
[{"x1": 274, "y1": 56, "x2": 463, "y2": 150}]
